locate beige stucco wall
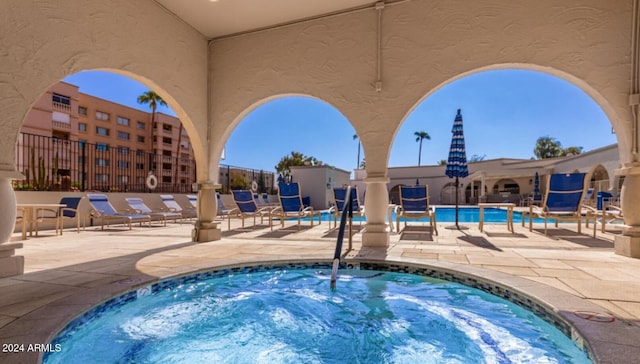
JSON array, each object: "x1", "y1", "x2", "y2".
[
  {"x1": 209, "y1": 0, "x2": 634, "y2": 181},
  {"x1": 0, "y1": 0, "x2": 209, "y2": 178},
  {"x1": 0, "y1": 0, "x2": 635, "y2": 202},
  {"x1": 290, "y1": 165, "x2": 351, "y2": 210}
]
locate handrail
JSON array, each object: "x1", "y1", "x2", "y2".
[{"x1": 330, "y1": 186, "x2": 353, "y2": 289}]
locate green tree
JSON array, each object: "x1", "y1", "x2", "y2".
[
  {"x1": 533, "y1": 136, "x2": 584, "y2": 159},
  {"x1": 275, "y1": 151, "x2": 318, "y2": 175},
  {"x1": 230, "y1": 171, "x2": 249, "y2": 190},
  {"x1": 437, "y1": 159, "x2": 447, "y2": 166},
  {"x1": 257, "y1": 170, "x2": 266, "y2": 193},
  {"x1": 562, "y1": 146, "x2": 584, "y2": 156},
  {"x1": 414, "y1": 131, "x2": 431, "y2": 166},
  {"x1": 353, "y1": 134, "x2": 361, "y2": 168},
  {"x1": 137, "y1": 90, "x2": 167, "y2": 174},
  {"x1": 534, "y1": 136, "x2": 564, "y2": 159}
]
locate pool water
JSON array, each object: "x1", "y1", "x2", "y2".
[
  {"x1": 311, "y1": 207, "x2": 548, "y2": 224},
  {"x1": 45, "y1": 268, "x2": 590, "y2": 363}
]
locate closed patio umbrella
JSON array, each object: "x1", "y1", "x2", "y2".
[{"x1": 445, "y1": 109, "x2": 469, "y2": 230}]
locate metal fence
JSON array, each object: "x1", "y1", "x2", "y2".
[
  {"x1": 13, "y1": 133, "x2": 196, "y2": 193},
  {"x1": 13, "y1": 133, "x2": 277, "y2": 194}
]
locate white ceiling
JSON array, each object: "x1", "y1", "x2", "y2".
[{"x1": 155, "y1": 0, "x2": 378, "y2": 39}]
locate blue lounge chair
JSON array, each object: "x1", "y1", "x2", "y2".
[
  {"x1": 125, "y1": 197, "x2": 182, "y2": 226},
  {"x1": 231, "y1": 190, "x2": 274, "y2": 229},
  {"x1": 86, "y1": 194, "x2": 151, "y2": 230},
  {"x1": 160, "y1": 194, "x2": 197, "y2": 219},
  {"x1": 37, "y1": 196, "x2": 84, "y2": 235},
  {"x1": 395, "y1": 185, "x2": 437, "y2": 235},
  {"x1": 272, "y1": 182, "x2": 321, "y2": 231},
  {"x1": 528, "y1": 173, "x2": 589, "y2": 234},
  {"x1": 330, "y1": 186, "x2": 364, "y2": 229},
  {"x1": 187, "y1": 194, "x2": 198, "y2": 209},
  {"x1": 261, "y1": 193, "x2": 276, "y2": 207}
]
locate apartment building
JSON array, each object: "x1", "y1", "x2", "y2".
[{"x1": 16, "y1": 82, "x2": 195, "y2": 192}]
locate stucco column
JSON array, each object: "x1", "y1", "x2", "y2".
[
  {"x1": 480, "y1": 173, "x2": 486, "y2": 203},
  {"x1": 191, "y1": 180, "x2": 221, "y2": 243},
  {"x1": 0, "y1": 171, "x2": 24, "y2": 277},
  {"x1": 362, "y1": 176, "x2": 390, "y2": 247},
  {"x1": 614, "y1": 166, "x2": 640, "y2": 257}
]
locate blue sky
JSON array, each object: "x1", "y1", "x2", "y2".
[{"x1": 64, "y1": 69, "x2": 616, "y2": 174}]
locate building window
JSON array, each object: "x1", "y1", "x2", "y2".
[
  {"x1": 96, "y1": 158, "x2": 109, "y2": 167},
  {"x1": 95, "y1": 174, "x2": 109, "y2": 183},
  {"x1": 117, "y1": 116, "x2": 130, "y2": 126},
  {"x1": 137, "y1": 121, "x2": 145, "y2": 129},
  {"x1": 118, "y1": 161, "x2": 129, "y2": 168},
  {"x1": 118, "y1": 175, "x2": 129, "y2": 183},
  {"x1": 162, "y1": 124, "x2": 172, "y2": 132},
  {"x1": 78, "y1": 123, "x2": 87, "y2": 132},
  {"x1": 96, "y1": 143, "x2": 109, "y2": 152},
  {"x1": 162, "y1": 150, "x2": 172, "y2": 157},
  {"x1": 52, "y1": 93, "x2": 71, "y2": 105},
  {"x1": 137, "y1": 135, "x2": 145, "y2": 143},
  {"x1": 96, "y1": 126, "x2": 109, "y2": 136},
  {"x1": 162, "y1": 163, "x2": 172, "y2": 170},
  {"x1": 117, "y1": 131, "x2": 130, "y2": 140},
  {"x1": 136, "y1": 150, "x2": 145, "y2": 156},
  {"x1": 117, "y1": 147, "x2": 129, "y2": 155},
  {"x1": 162, "y1": 137, "x2": 172, "y2": 145},
  {"x1": 136, "y1": 163, "x2": 145, "y2": 170},
  {"x1": 95, "y1": 111, "x2": 110, "y2": 121},
  {"x1": 78, "y1": 106, "x2": 87, "y2": 115},
  {"x1": 162, "y1": 176, "x2": 172, "y2": 183}
]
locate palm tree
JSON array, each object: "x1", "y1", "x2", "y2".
[
  {"x1": 137, "y1": 90, "x2": 167, "y2": 183},
  {"x1": 353, "y1": 134, "x2": 361, "y2": 168},
  {"x1": 414, "y1": 131, "x2": 431, "y2": 166}
]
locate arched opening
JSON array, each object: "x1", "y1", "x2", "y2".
[
  {"x1": 440, "y1": 182, "x2": 457, "y2": 205},
  {"x1": 389, "y1": 68, "x2": 617, "y2": 206},
  {"x1": 12, "y1": 70, "x2": 199, "y2": 194},
  {"x1": 221, "y1": 96, "x2": 358, "y2": 210}
]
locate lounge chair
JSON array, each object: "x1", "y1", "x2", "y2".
[
  {"x1": 271, "y1": 182, "x2": 321, "y2": 231},
  {"x1": 329, "y1": 186, "x2": 364, "y2": 229},
  {"x1": 586, "y1": 197, "x2": 623, "y2": 237},
  {"x1": 37, "y1": 196, "x2": 84, "y2": 235},
  {"x1": 187, "y1": 194, "x2": 198, "y2": 209},
  {"x1": 125, "y1": 197, "x2": 182, "y2": 226},
  {"x1": 395, "y1": 185, "x2": 438, "y2": 235},
  {"x1": 217, "y1": 192, "x2": 240, "y2": 229},
  {"x1": 160, "y1": 194, "x2": 197, "y2": 219},
  {"x1": 528, "y1": 173, "x2": 590, "y2": 234},
  {"x1": 231, "y1": 190, "x2": 274, "y2": 229},
  {"x1": 261, "y1": 193, "x2": 278, "y2": 207},
  {"x1": 86, "y1": 194, "x2": 151, "y2": 230}
]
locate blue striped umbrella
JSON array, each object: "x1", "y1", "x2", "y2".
[{"x1": 445, "y1": 109, "x2": 469, "y2": 229}]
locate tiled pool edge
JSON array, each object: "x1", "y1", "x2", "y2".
[{"x1": 41, "y1": 259, "x2": 612, "y2": 363}]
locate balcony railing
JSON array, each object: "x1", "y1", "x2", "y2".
[
  {"x1": 52, "y1": 120, "x2": 71, "y2": 130},
  {"x1": 52, "y1": 101, "x2": 71, "y2": 112}
]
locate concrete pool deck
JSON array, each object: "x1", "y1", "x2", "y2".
[{"x1": 1, "y1": 217, "x2": 639, "y2": 363}]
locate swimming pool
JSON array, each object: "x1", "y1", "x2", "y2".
[
  {"x1": 45, "y1": 264, "x2": 591, "y2": 363},
  {"x1": 312, "y1": 207, "x2": 546, "y2": 223}
]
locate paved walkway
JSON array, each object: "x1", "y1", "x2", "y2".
[{"x1": 1, "y1": 217, "x2": 639, "y2": 363}]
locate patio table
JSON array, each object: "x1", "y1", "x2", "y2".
[
  {"x1": 478, "y1": 203, "x2": 515, "y2": 233},
  {"x1": 16, "y1": 203, "x2": 66, "y2": 240}
]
